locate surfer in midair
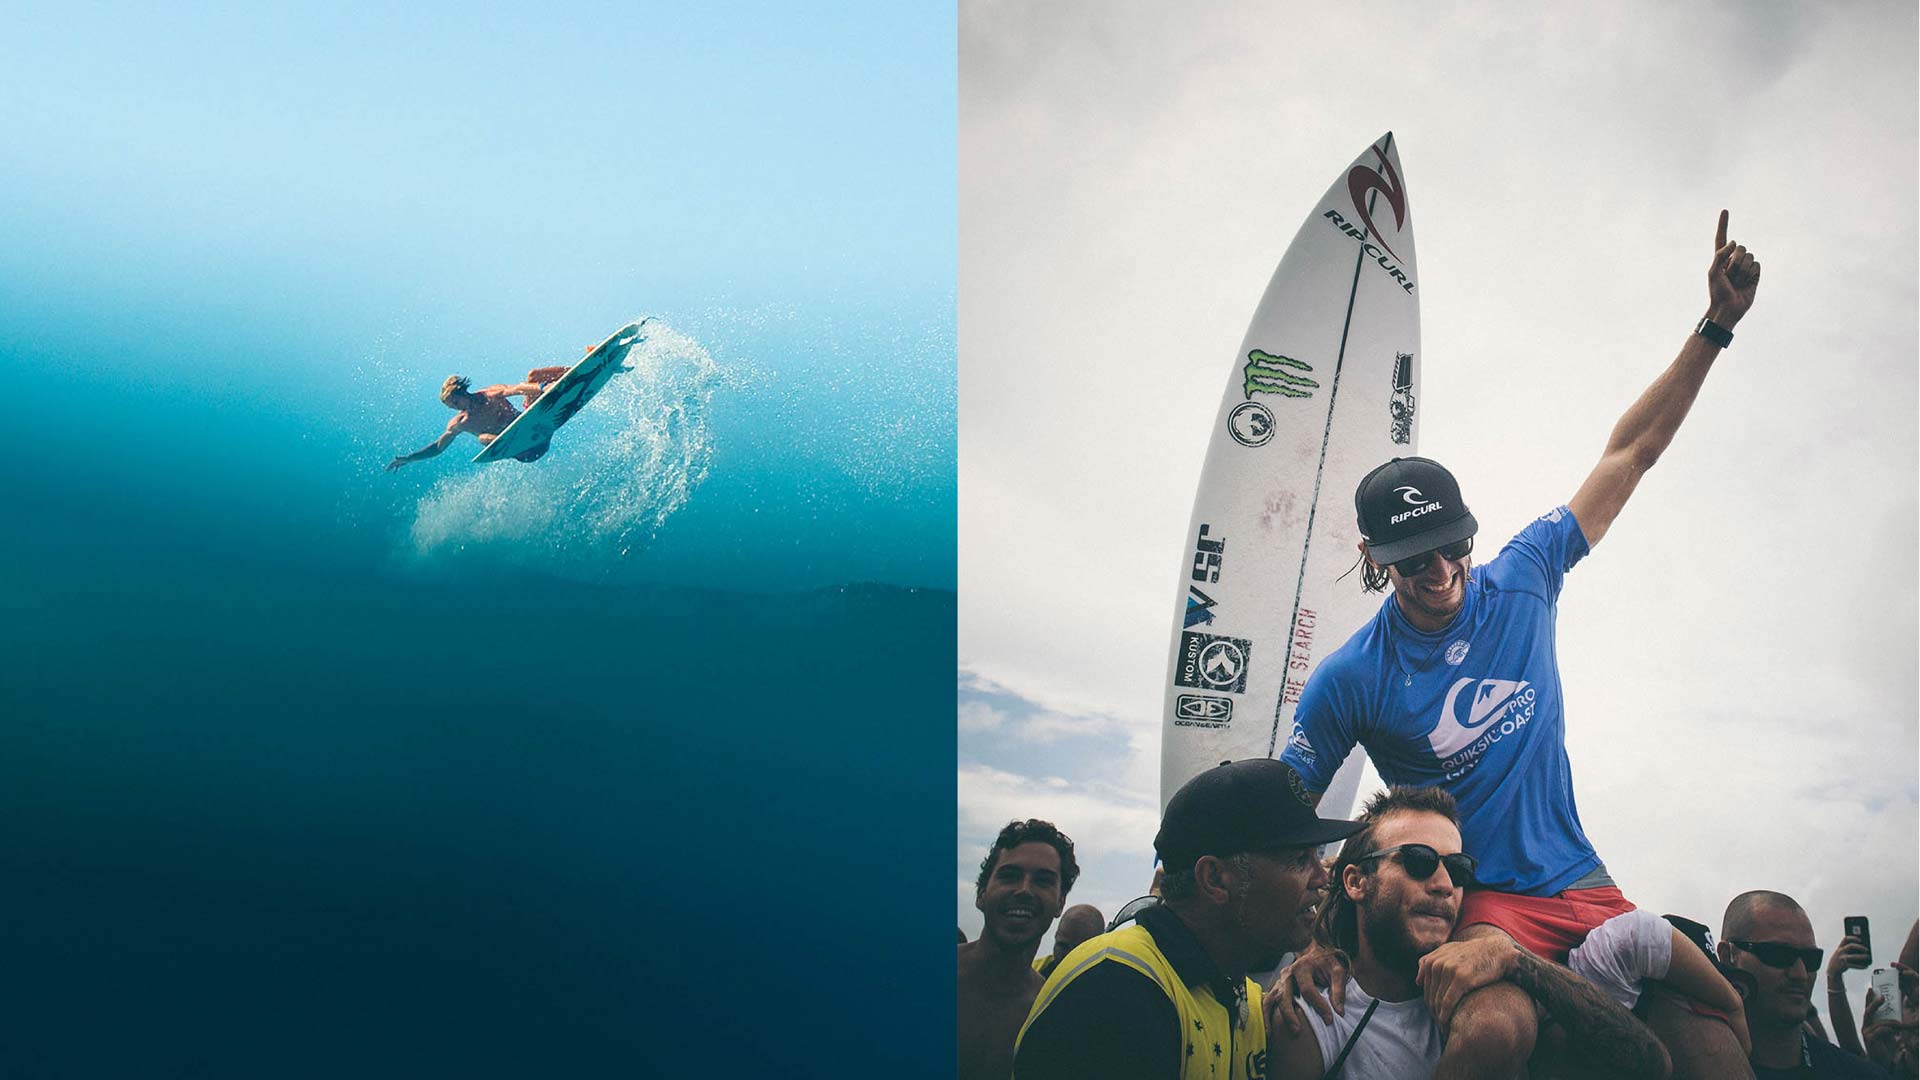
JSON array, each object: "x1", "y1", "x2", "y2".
[
  {"x1": 385, "y1": 366, "x2": 572, "y2": 471},
  {"x1": 1268, "y1": 211, "x2": 1762, "y2": 1080}
]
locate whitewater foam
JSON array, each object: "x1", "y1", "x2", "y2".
[{"x1": 408, "y1": 321, "x2": 719, "y2": 566}]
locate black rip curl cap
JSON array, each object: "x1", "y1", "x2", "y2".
[
  {"x1": 1153, "y1": 759, "x2": 1363, "y2": 873},
  {"x1": 1355, "y1": 456, "x2": 1479, "y2": 565}
]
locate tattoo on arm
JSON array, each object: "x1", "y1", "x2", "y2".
[{"x1": 1509, "y1": 953, "x2": 1668, "y2": 1078}]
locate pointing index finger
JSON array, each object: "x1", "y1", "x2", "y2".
[{"x1": 1716, "y1": 209, "x2": 1729, "y2": 251}]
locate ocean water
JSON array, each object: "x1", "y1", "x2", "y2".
[{"x1": 1, "y1": 302, "x2": 954, "y2": 1075}]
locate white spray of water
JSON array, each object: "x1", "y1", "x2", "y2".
[{"x1": 408, "y1": 321, "x2": 719, "y2": 566}]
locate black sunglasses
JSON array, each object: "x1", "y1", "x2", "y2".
[
  {"x1": 1391, "y1": 538, "x2": 1472, "y2": 577},
  {"x1": 1728, "y1": 939, "x2": 1824, "y2": 972},
  {"x1": 1355, "y1": 843, "x2": 1477, "y2": 888}
]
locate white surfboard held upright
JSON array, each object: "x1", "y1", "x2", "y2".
[{"x1": 1160, "y1": 134, "x2": 1420, "y2": 818}]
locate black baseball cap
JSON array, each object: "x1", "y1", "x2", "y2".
[
  {"x1": 1354, "y1": 456, "x2": 1478, "y2": 565},
  {"x1": 1154, "y1": 759, "x2": 1363, "y2": 872}
]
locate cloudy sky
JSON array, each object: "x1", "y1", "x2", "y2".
[{"x1": 957, "y1": 0, "x2": 1917, "y2": 1031}]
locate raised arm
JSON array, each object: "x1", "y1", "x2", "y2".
[
  {"x1": 1568, "y1": 209, "x2": 1761, "y2": 548},
  {"x1": 1825, "y1": 933, "x2": 1870, "y2": 1056}
]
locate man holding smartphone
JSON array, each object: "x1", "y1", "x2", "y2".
[{"x1": 1825, "y1": 919, "x2": 1875, "y2": 1058}]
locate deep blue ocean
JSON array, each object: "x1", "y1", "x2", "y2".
[{"x1": 1, "y1": 299, "x2": 954, "y2": 1075}]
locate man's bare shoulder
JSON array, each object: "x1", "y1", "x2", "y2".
[{"x1": 444, "y1": 412, "x2": 471, "y2": 434}]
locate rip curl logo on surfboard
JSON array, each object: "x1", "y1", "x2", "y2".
[{"x1": 1347, "y1": 146, "x2": 1408, "y2": 261}]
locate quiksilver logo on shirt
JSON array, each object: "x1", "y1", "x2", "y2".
[{"x1": 1428, "y1": 678, "x2": 1536, "y2": 766}]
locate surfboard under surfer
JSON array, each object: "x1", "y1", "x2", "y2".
[{"x1": 385, "y1": 367, "x2": 571, "y2": 471}]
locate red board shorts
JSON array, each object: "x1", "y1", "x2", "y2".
[{"x1": 1457, "y1": 885, "x2": 1636, "y2": 964}]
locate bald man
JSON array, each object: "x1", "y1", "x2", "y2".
[
  {"x1": 1036, "y1": 905, "x2": 1106, "y2": 978},
  {"x1": 1719, "y1": 890, "x2": 1885, "y2": 1079}
]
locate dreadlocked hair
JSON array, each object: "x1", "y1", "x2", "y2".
[
  {"x1": 1361, "y1": 558, "x2": 1392, "y2": 593},
  {"x1": 1314, "y1": 786, "x2": 1460, "y2": 955}
]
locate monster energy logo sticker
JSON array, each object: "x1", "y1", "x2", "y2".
[{"x1": 1243, "y1": 350, "x2": 1319, "y2": 399}]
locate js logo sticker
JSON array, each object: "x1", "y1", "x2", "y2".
[
  {"x1": 1243, "y1": 350, "x2": 1319, "y2": 399},
  {"x1": 1191, "y1": 523, "x2": 1225, "y2": 584}
]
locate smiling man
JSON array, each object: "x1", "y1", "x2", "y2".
[
  {"x1": 1014, "y1": 759, "x2": 1362, "y2": 1080},
  {"x1": 1273, "y1": 212, "x2": 1763, "y2": 1079},
  {"x1": 960, "y1": 819, "x2": 1079, "y2": 1080}
]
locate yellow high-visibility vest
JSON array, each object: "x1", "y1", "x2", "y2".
[{"x1": 1017, "y1": 922, "x2": 1268, "y2": 1080}]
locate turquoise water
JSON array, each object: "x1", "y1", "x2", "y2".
[
  {"x1": 1, "y1": 2, "x2": 954, "y2": 1066},
  {"x1": 1, "y1": 298, "x2": 954, "y2": 1074}
]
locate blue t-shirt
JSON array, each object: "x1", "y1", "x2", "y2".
[{"x1": 1279, "y1": 507, "x2": 1599, "y2": 896}]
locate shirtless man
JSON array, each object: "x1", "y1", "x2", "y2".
[
  {"x1": 385, "y1": 365, "x2": 572, "y2": 470},
  {"x1": 959, "y1": 819, "x2": 1078, "y2": 1080}
]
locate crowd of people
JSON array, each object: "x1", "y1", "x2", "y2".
[
  {"x1": 959, "y1": 799, "x2": 1917, "y2": 1080},
  {"x1": 959, "y1": 215, "x2": 1918, "y2": 1078}
]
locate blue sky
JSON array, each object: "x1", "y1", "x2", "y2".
[
  {"x1": 1, "y1": 2, "x2": 953, "y2": 411},
  {"x1": 1, "y1": 3, "x2": 953, "y2": 323}
]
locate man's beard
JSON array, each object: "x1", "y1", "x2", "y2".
[{"x1": 1359, "y1": 884, "x2": 1441, "y2": 973}]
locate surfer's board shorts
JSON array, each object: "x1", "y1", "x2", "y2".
[{"x1": 1458, "y1": 885, "x2": 1636, "y2": 964}]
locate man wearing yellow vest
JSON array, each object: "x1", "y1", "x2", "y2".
[{"x1": 1015, "y1": 759, "x2": 1363, "y2": 1079}]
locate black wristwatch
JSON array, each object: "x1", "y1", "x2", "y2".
[{"x1": 1694, "y1": 317, "x2": 1734, "y2": 348}]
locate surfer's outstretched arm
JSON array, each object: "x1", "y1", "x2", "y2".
[
  {"x1": 386, "y1": 421, "x2": 464, "y2": 472},
  {"x1": 1569, "y1": 209, "x2": 1761, "y2": 548}
]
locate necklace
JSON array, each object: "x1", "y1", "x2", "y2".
[{"x1": 1392, "y1": 571, "x2": 1471, "y2": 685}]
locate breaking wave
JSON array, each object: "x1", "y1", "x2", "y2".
[{"x1": 408, "y1": 321, "x2": 719, "y2": 566}]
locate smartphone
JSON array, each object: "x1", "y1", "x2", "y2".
[
  {"x1": 1845, "y1": 915, "x2": 1872, "y2": 966},
  {"x1": 1870, "y1": 967, "x2": 1900, "y2": 1024}
]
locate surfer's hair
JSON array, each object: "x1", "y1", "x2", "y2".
[
  {"x1": 1361, "y1": 556, "x2": 1392, "y2": 593},
  {"x1": 1315, "y1": 786, "x2": 1460, "y2": 956},
  {"x1": 976, "y1": 819, "x2": 1080, "y2": 899},
  {"x1": 440, "y1": 375, "x2": 472, "y2": 401}
]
